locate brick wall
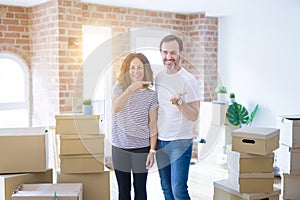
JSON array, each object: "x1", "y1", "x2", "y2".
[
  {"x1": 0, "y1": 5, "x2": 30, "y2": 62},
  {"x1": 0, "y1": 0, "x2": 218, "y2": 157},
  {"x1": 81, "y1": 4, "x2": 218, "y2": 94},
  {"x1": 57, "y1": 0, "x2": 83, "y2": 113},
  {"x1": 186, "y1": 13, "x2": 218, "y2": 101}
]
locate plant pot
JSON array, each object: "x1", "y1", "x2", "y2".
[
  {"x1": 217, "y1": 93, "x2": 226, "y2": 101},
  {"x1": 83, "y1": 105, "x2": 93, "y2": 115}
]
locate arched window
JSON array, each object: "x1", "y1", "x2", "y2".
[{"x1": 0, "y1": 53, "x2": 30, "y2": 128}]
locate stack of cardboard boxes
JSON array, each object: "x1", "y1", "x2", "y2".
[
  {"x1": 213, "y1": 126, "x2": 281, "y2": 200},
  {"x1": 55, "y1": 114, "x2": 110, "y2": 200},
  {"x1": 277, "y1": 116, "x2": 300, "y2": 199},
  {"x1": 0, "y1": 127, "x2": 53, "y2": 200}
]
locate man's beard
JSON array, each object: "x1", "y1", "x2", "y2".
[{"x1": 164, "y1": 58, "x2": 180, "y2": 70}]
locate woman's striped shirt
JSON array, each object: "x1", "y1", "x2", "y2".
[{"x1": 112, "y1": 84, "x2": 158, "y2": 149}]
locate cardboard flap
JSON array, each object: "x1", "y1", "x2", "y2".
[
  {"x1": 280, "y1": 115, "x2": 300, "y2": 126},
  {"x1": 12, "y1": 183, "x2": 82, "y2": 198},
  {"x1": 0, "y1": 127, "x2": 47, "y2": 136},
  {"x1": 281, "y1": 115, "x2": 300, "y2": 120}
]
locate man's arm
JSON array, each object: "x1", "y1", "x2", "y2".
[{"x1": 175, "y1": 100, "x2": 200, "y2": 122}]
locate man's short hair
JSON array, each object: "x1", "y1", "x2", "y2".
[{"x1": 159, "y1": 35, "x2": 183, "y2": 52}]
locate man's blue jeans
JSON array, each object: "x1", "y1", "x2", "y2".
[{"x1": 156, "y1": 139, "x2": 193, "y2": 200}]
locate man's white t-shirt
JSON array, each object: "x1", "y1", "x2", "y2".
[{"x1": 155, "y1": 67, "x2": 201, "y2": 141}]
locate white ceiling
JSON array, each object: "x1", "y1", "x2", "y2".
[
  {"x1": 0, "y1": 0, "x2": 49, "y2": 7},
  {"x1": 0, "y1": 0, "x2": 207, "y2": 14},
  {"x1": 0, "y1": 0, "x2": 299, "y2": 15}
]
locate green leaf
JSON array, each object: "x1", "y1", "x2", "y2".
[
  {"x1": 215, "y1": 86, "x2": 227, "y2": 93},
  {"x1": 83, "y1": 98, "x2": 92, "y2": 105},
  {"x1": 54, "y1": 191, "x2": 57, "y2": 200},
  {"x1": 226, "y1": 102, "x2": 249, "y2": 126},
  {"x1": 246, "y1": 104, "x2": 259, "y2": 125}
]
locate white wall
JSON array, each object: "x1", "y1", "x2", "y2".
[{"x1": 218, "y1": 3, "x2": 300, "y2": 127}]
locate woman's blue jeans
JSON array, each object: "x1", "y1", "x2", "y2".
[{"x1": 156, "y1": 139, "x2": 192, "y2": 200}]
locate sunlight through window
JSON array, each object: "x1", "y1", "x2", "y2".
[{"x1": 0, "y1": 54, "x2": 29, "y2": 128}]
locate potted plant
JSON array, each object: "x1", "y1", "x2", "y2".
[
  {"x1": 82, "y1": 98, "x2": 93, "y2": 115},
  {"x1": 215, "y1": 85, "x2": 227, "y2": 101},
  {"x1": 229, "y1": 93, "x2": 235, "y2": 103}
]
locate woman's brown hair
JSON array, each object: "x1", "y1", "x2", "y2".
[{"x1": 117, "y1": 53, "x2": 153, "y2": 91}]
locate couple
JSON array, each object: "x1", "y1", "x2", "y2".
[{"x1": 112, "y1": 35, "x2": 201, "y2": 200}]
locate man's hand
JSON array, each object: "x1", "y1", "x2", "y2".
[{"x1": 170, "y1": 91, "x2": 187, "y2": 105}]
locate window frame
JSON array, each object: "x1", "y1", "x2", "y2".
[{"x1": 0, "y1": 53, "x2": 30, "y2": 127}]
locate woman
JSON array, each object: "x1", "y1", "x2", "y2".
[{"x1": 112, "y1": 52, "x2": 158, "y2": 200}]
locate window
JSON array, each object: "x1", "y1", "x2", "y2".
[
  {"x1": 130, "y1": 28, "x2": 170, "y2": 78},
  {"x1": 0, "y1": 53, "x2": 30, "y2": 128},
  {"x1": 82, "y1": 25, "x2": 112, "y2": 132}
]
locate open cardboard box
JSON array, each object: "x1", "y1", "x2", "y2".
[
  {"x1": 0, "y1": 169, "x2": 52, "y2": 200},
  {"x1": 11, "y1": 183, "x2": 82, "y2": 200},
  {"x1": 0, "y1": 127, "x2": 48, "y2": 173}
]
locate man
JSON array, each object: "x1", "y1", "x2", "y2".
[{"x1": 155, "y1": 35, "x2": 201, "y2": 200}]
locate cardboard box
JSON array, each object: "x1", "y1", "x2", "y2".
[
  {"x1": 0, "y1": 169, "x2": 52, "y2": 200},
  {"x1": 55, "y1": 114, "x2": 100, "y2": 135},
  {"x1": 11, "y1": 183, "x2": 82, "y2": 200},
  {"x1": 228, "y1": 167, "x2": 274, "y2": 193},
  {"x1": 58, "y1": 134, "x2": 104, "y2": 155},
  {"x1": 282, "y1": 173, "x2": 300, "y2": 200},
  {"x1": 57, "y1": 171, "x2": 110, "y2": 200},
  {"x1": 60, "y1": 154, "x2": 104, "y2": 173},
  {"x1": 232, "y1": 126, "x2": 279, "y2": 155},
  {"x1": 0, "y1": 127, "x2": 48, "y2": 173},
  {"x1": 277, "y1": 144, "x2": 300, "y2": 175},
  {"x1": 227, "y1": 149, "x2": 274, "y2": 173},
  {"x1": 213, "y1": 179, "x2": 280, "y2": 200},
  {"x1": 278, "y1": 115, "x2": 300, "y2": 148}
]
